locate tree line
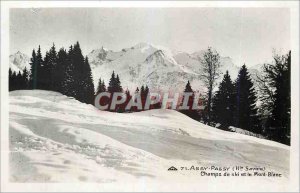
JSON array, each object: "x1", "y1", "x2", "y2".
[
  {"x1": 9, "y1": 42, "x2": 95, "y2": 104},
  {"x1": 9, "y1": 68, "x2": 29, "y2": 91}
]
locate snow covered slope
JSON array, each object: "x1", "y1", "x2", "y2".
[
  {"x1": 9, "y1": 51, "x2": 30, "y2": 73},
  {"x1": 9, "y1": 90, "x2": 289, "y2": 189}
]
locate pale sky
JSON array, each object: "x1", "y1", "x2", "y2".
[{"x1": 10, "y1": 8, "x2": 290, "y2": 66}]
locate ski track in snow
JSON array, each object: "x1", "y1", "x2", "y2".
[{"x1": 9, "y1": 90, "x2": 289, "y2": 185}]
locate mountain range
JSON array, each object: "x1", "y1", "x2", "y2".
[{"x1": 88, "y1": 42, "x2": 244, "y2": 93}]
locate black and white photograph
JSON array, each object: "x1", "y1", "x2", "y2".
[{"x1": 1, "y1": 1, "x2": 299, "y2": 192}]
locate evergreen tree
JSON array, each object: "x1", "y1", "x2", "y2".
[
  {"x1": 180, "y1": 81, "x2": 198, "y2": 120},
  {"x1": 36, "y1": 46, "x2": 44, "y2": 89},
  {"x1": 107, "y1": 71, "x2": 123, "y2": 111},
  {"x1": 9, "y1": 68, "x2": 13, "y2": 91},
  {"x1": 260, "y1": 51, "x2": 291, "y2": 144},
  {"x1": 40, "y1": 51, "x2": 50, "y2": 90},
  {"x1": 26, "y1": 42, "x2": 96, "y2": 105},
  {"x1": 29, "y1": 49, "x2": 37, "y2": 89},
  {"x1": 9, "y1": 68, "x2": 29, "y2": 91},
  {"x1": 96, "y1": 78, "x2": 106, "y2": 94},
  {"x1": 140, "y1": 85, "x2": 145, "y2": 95},
  {"x1": 108, "y1": 71, "x2": 116, "y2": 93},
  {"x1": 135, "y1": 87, "x2": 139, "y2": 94},
  {"x1": 22, "y1": 67, "x2": 29, "y2": 89},
  {"x1": 212, "y1": 71, "x2": 235, "y2": 130},
  {"x1": 115, "y1": 74, "x2": 123, "y2": 92},
  {"x1": 185, "y1": 81, "x2": 193, "y2": 92},
  {"x1": 140, "y1": 85, "x2": 150, "y2": 110},
  {"x1": 145, "y1": 85, "x2": 149, "y2": 96},
  {"x1": 48, "y1": 43, "x2": 58, "y2": 90},
  {"x1": 11, "y1": 71, "x2": 17, "y2": 90},
  {"x1": 16, "y1": 71, "x2": 23, "y2": 90},
  {"x1": 62, "y1": 45, "x2": 76, "y2": 97},
  {"x1": 80, "y1": 56, "x2": 95, "y2": 104},
  {"x1": 95, "y1": 78, "x2": 108, "y2": 108},
  {"x1": 107, "y1": 71, "x2": 123, "y2": 93},
  {"x1": 102, "y1": 80, "x2": 106, "y2": 92},
  {"x1": 60, "y1": 42, "x2": 94, "y2": 104},
  {"x1": 71, "y1": 42, "x2": 85, "y2": 99},
  {"x1": 77, "y1": 42, "x2": 86, "y2": 100},
  {"x1": 56, "y1": 48, "x2": 68, "y2": 93},
  {"x1": 234, "y1": 65, "x2": 260, "y2": 133}
]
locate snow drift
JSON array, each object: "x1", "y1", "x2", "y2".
[{"x1": 9, "y1": 90, "x2": 289, "y2": 189}]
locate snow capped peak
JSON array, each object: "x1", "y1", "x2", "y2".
[
  {"x1": 88, "y1": 42, "x2": 257, "y2": 93},
  {"x1": 100, "y1": 46, "x2": 108, "y2": 51},
  {"x1": 145, "y1": 49, "x2": 178, "y2": 66},
  {"x1": 11, "y1": 51, "x2": 28, "y2": 58},
  {"x1": 133, "y1": 42, "x2": 152, "y2": 49},
  {"x1": 9, "y1": 51, "x2": 30, "y2": 73}
]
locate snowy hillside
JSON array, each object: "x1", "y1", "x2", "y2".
[
  {"x1": 88, "y1": 43, "x2": 240, "y2": 93},
  {"x1": 10, "y1": 90, "x2": 289, "y2": 188},
  {"x1": 9, "y1": 51, "x2": 30, "y2": 73}
]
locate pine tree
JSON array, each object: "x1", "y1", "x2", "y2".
[
  {"x1": 70, "y1": 42, "x2": 86, "y2": 101},
  {"x1": 145, "y1": 85, "x2": 149, "y2": 96},
  {"x1": 9, "y1": 68, "x2": 13, "y2": 91},
  {"x1": 36, "y1": 46, "x2": 44, "y2": 89},
  {"x1": 107, "y1": 72, "x2": 123, "y2": 93},
  {"x1": 140, "y1": 85, "x2": 145, "y2": 96},
  {"x1": 95, "y1": 78, "x2": 108, "y2": 108},
  {"x1": 135, "y1": 87, "x2": 139, "y2": 94},
  {"x1": 40, "y1": 51, "x2": 50, "y2": 90},
  {"x1": 29, "y1": 49, "x2": 37, "y2": 89},
  {"x1": 107, "y1": 71, "x2": 123, "y2": 111},
  {"x1": 16, "y1": 71, "x2": 23, "y2": 90},
  {"x1": 9, "y1": 68, "x2": 29, "y2": 91},
  {"x1": 140, "y1": 85, "x2": 149, "y2": 110},
  {"x1": 62, "y1": 46, "x2": 76, "y2": 97},
  {"x1": 22, "y1": 67, "x2": 29, "y2": 89},
  {"x1": 265, "y1": 51, "x2": 291, "y2": 144},
  {"x1": 234, "y1": 65, "x2": 260, "y2": 133},
  {"x1": 108, "y1": 71, "x2": 116, "y2": 93},
  {"x1": 48, "y1": 43, "x2": 58, "y2": 90},
  {"x1": 61, "y1": 42, "x2": 95, "y2": 104},
  {"x1": 180, "y1": 81, "x2": 198, "y2": 120},
  {"x1": 12, "y1": 71, "x2": 17, "y2": 90},
  {"x1": 212, "y1": 71, "x2": 235, "y2": 130},
  {"x1": 80, "y1": 56, "x2": 95, "y2": 104},
  {"x1": 96, "y1": 78, "x2": 106, "y2": 94},
  {"x1": 115, "y1": 74, "x2": 123, "y2": 92},
  {"x1": 56, "y1": 48, "x2": 68, "y2": 93}
]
